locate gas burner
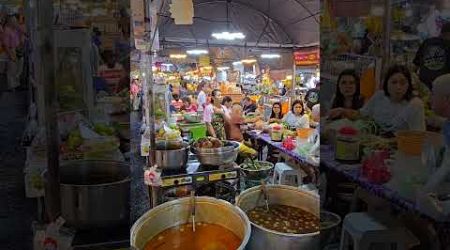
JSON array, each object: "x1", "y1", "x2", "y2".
[
  {"x1": 244, "y1": 176, "x2": 272, "y2": 189},
  {"x1": 148, "y1": 161, "x2": 241, "y2": 208}
]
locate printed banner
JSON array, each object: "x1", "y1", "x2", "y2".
[{"x1": 294, "y1": 49, "x2": 320, "y2": 66}]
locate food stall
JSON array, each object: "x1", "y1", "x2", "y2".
[
  {"x1": 24, "y1": 0, "x2": 132, "y2": 248},
  {"x1": 131, "y1": 0, "x2": 321, "y2": 248},
  {"x1": 320, "y1": 1, "x2": 450, "y2": 248}
]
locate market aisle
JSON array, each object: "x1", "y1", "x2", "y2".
[
  {"x1": 0, "y1": 90, "x2": 35, "y2": 249},
  {"x1": 130, "y1": 111, "x2": 150, "y2": 224}
]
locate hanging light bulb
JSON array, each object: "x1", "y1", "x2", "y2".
[
  {"x1": 169, "y1": 54, "x2": 187, "y2": 59},
  {"x1": 212, "y1": 31, "x2": 245, "y2": 40},
  {"x1": 261, "y1": 53, "x2": 281, "y2": 59},
  {"x1": 241, "y1": 59, "x2": 257, "y2": 64},
  {"x1": 186, "y1": 49, "x2": 209, "y2": 55}
]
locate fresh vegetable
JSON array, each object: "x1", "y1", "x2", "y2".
[
  {"x1": 93, "y1": 123, "x2": 115, "y2": 136},
  {"x1": 241, "y1": 160, "x2": 272, "y2": 171},
  {"x1": 66, "y1": 130, "x2": 83, "y2": 150}
]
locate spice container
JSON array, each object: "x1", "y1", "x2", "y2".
[
  {"x1": 270, "y1": 124, "x2": 283, "y2": 142},
  {"x1": 334, "y1": 126, "x2": 360, "y2": 163}
]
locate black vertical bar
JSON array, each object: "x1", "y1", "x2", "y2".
[{"x1": 39, "y1": 0, "x2": 60, "y2": 222}]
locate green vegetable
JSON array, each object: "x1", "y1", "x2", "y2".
[
  {"x1": 67, "y1": 130, "x2": 83, "y2": 150},
  {"x1": 93, "y1": 124, "x2": 115, "y2": 136}
]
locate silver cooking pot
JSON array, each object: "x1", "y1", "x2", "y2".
[
  {"x1": 59, "y1": 160, "x2": 130, "y2": 229},
  {"x1": 130, "y1": 196, "x2": 251, "y2": 249},
  {"x1": 236, "y1": 185, "x2": 320, "y2": 250},
  {"x1": 153, "y1": 141, "x2": 189, "y2": 170},
  {"x1": 191, "y1": 141, "x2": 240, "y2": 166}
]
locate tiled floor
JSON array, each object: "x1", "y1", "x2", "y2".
[
  {"x1": 0, "y1": 90, "x2": 35, "y2": 249},
  {"x1": 130, "y1": 111, "x2": 150, "y2": 224}
]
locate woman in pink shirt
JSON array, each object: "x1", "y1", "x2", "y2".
[{"x1": 182, "y1": 97, "x2": 198, "y2": 112}]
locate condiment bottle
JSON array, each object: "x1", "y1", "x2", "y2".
[
  {"x1": 335, "y1": 126, "x2": 360, "y2": 163},
  {"x1": 271, "y1": 124, "x2": 283, "y2": 142}
]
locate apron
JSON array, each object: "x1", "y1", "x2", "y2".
[{"x1": 211, "y1": 112, "x2": 226, "y2": 140}]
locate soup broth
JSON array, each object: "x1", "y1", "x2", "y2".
[
  {"x1": 144, "y1": 222, "x2": 242, "y2": 250},
  {"x1": 247, "y1": 204, "x2": 319, "y2": 234}
]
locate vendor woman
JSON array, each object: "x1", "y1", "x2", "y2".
[
  {"x1": 203, "y1": 89, "x2": 230, "y2": 140},
  {"x1": 329, "y1": 69, "x2": 365, "y2": 112},
  {"x1": 282, "y1": 100, "x2": 310, "y2": 129},
  {"x1": 268, "y1": 102, "x2": 283, "y2": 124},
  {"x1": 329, "y1": 65, "x2": 425, "y2": 132}
]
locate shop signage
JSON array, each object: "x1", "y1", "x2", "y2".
[
  {"x1": 294, "y1": 49, "x2": 319, "y2": 66},
  {"x1": 198, "y1": 55, "x2": 210, "y2": 67}
]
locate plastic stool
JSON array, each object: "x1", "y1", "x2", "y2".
[
  {"x1": 272, "y1": 162, "x2": 303, "y2": 187},
  {"x1": 339, "y1": 212, "x2": 419, "y2": 250}
]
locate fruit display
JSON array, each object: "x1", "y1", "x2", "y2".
[
  {"x1": 156, "y1": 125, "x2": 182, "y2": 141},
  {"x1": 282, "y1": 136, "x2": 296, "y2": 151},
  {"x1": 195, "y1": 137, "x2": 223, "y2": 148},
  {"x1": 93, "y1": 123, "x2": 116, "y2": 136}
]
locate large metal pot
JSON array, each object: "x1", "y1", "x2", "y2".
[
  {"x1": 59, "y1": 160, "x2": 130, "y2": 229},
  {"x1": 236, "y1": 185, "x2": 320, "y2": 250},
  {"x1": 130, "y1": 196, "x2": 251, "y2": 250},
  {"x1": 191, "y1": 141, "x2": 240, "y2": 166},
  {"x1": 153, "y1": 141, "x2": 189, "y2": 170}
]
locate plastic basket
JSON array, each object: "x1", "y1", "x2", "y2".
[
  {"x1": 190, "y1": 125, "x2": 207, "y2": 140},
  {"x1": 297, "y1": 128, "x2": 315, "y2": 139},
  {"x1": 395, "y1": 130, "x2": 442, "y2": 155}
]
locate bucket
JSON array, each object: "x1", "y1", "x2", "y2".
[
  {"x1": 179, "y1": 123, "x2": 207, "y2": 141},
  {"x1": 297, "y1": 128, "x2": 314, "y2": 139}
]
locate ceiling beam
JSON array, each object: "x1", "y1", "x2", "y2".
[
  {"x1": 194, "y1": 0, "x2": 294, "y2": 44},
  {"x1": 160, "y1": 37, "x2": 318, "y2": 49},
  {"x1": 288, "y1": 11, "x2": 320, "y2": 25},
  {"x1": 291, "y1": 0, "x2": 319, "y2": 23}
]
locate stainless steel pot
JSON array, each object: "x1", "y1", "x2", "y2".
[
  {"x1": 153, "y1": 141, "x2": 189, "y2": 170},
  {"x1": 239, "y1": 161, "x2": 274, "y2": 180},
  {"x1": 192, "y1": 141, "x2": 239, "y2": 166},
  {"x1": 130, "y1": 196, "x2": 251, "y2": 250},
  {"x1": 236, "y1": 185, "x2": 320, "y2": 250},
  {"x1": 320, "y1": 211, "x2": 341, "y2": 248},
  {"x1": 59, "y1": 160, "x2": 130, "y2": 229}
]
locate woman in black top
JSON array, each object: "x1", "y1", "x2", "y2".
[
  {"x1": 268, "y1": 102, "x2": 283, "y2": 123},
  {"x1": 329, "y1": 69, "x2": 365, "y2": 112}
]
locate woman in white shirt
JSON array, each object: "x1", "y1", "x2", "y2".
[
  {"x1": 329, "y1": 65, "x2": 425, "y2": 132},
  {"x1": 282, "y1": 100, "x2": 310, "y2": 129}
]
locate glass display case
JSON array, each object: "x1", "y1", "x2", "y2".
[{"x1": 54, "y1": 29, "x2": 94, "y2": 119}]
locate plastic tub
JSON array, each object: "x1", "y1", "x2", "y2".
[{"x1": 297, "y1": 128, "x2": 315, "y2": 139}]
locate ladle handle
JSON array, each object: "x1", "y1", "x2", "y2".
[
  {"x1": 191, "y1": 190, "x2": 196, "y2": 232},
  {"x1": 260, "y1": 180, "x2": 269, "y2": 210}
]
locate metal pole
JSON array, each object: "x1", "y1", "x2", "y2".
[
  {"x1": 38, "y1": 0, "x2": 60, "y2": 221},
  {"x1": 292, "y1": 48, "x2": 297, "y2": 91},
  {"x1": 143, "y1": 0, "x2": 156, "y2": 168},
  {"x1": 383, "y1": 0, "x2": 392, "y2": 73}
]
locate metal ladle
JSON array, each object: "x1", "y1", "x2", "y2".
[
  {"x1": 190, "y1": 190, "x2": 196, "y2": 232},
  {"x1": 260, "y1": 180, "x2": 270, "y2": 211}
]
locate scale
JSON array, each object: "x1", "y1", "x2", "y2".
[{"x1": 148, "y1": 159, "x2": 241, "y2": 208}]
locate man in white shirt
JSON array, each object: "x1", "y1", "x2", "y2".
[{"x1": 197, "y1": 82, "x2": 207, "y2": 112}]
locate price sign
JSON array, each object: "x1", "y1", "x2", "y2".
[{"x1": 294, "y1": 49, "x2": 319, "y2": 66}]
